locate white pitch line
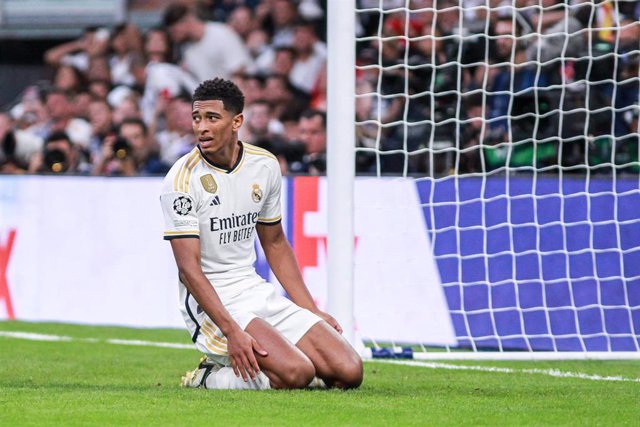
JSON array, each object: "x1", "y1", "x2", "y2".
[
  {"x1": 0, "y1": 331, "x2": 193, "y2": 350},
  {"x1": 2, "y1": 331, "x2": 639, "y2": 383},
  {"x1": 106, "y1": 338, "x2": 193, "y2": 350},
  {"x1": 0, "y1": 331, "x2": 74, "y2": 342},
  {"x1": 373, "y1": 359, "x2": 640, "y2": 383}
]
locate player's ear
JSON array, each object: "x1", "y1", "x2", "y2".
[{"x1": 232, "y1": 113, "x2": 244, "y2": 132}]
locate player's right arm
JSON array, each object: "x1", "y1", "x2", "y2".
[
  {"x1": 168, "y1": 237, "x2": 267, "y2": 381},
  {"x1": 160, "y1": 162, "x2": 266, "y2": 381}
]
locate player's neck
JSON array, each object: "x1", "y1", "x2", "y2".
[{"x1": 202, "y1": 140, "x2": 241, "y2": 170}]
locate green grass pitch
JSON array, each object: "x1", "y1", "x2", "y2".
[{"x1": 1, "y1": 321, "x2": 638, "y2": 426}]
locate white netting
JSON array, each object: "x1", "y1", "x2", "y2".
[{"x1": 354, "y1": 0, "x2": 640, "y2": 354}]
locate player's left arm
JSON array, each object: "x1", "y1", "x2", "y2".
[{"x1": 256, "y1": 222, "x2": 343, "y2": 334}]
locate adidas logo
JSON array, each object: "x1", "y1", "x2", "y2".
[{"x1": 210, "y1": 195, "x2": 221, "y2": 206}]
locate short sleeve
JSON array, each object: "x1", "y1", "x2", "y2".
[
  {"x1": 257, "y1": 163, "x2": 282, "y2": 225},
  {"x1": 160, "y1": 166, "x2": 201, "y2": 240}
]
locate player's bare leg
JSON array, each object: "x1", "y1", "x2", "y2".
[
  {"x1": 244, "y1": 318, "x2": 316, "y2": 389},
  {"x1": 296, "y1": 321, "x2": 363, "y2": 389}
]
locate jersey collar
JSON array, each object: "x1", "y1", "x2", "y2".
[{"x1": 197, "y1": 141, "x2": 245, "y2": 174}]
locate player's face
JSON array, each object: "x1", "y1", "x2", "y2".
[{"x1": 192, "y1": 100, "x2": 243, "y2": 157}]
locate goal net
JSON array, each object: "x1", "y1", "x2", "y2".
[{"x1": 343, "y1": 0, "x2": 640, "y2": 358}]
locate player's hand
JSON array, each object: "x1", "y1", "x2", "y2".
[
  {"x1": 101, "y1": 134, "x2": 116, "y2": 161},
  {"x1": 314, "y1": 310, "x2": 343, "y2": 334},
  {"x1": 226, "y1": 328, "x2": 268, "y2": 382},
  {"x1": 27, "y1": 151, "x2": 44, "y2": 173}
]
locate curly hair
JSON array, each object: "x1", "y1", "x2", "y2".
[{"x1": 192, "y1": 78, "x2": 245, "y2": 114}]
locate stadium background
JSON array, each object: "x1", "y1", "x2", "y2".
[
  {"x1": 0, "y1": 3, "x2": 639, "y2": 425},
  {"x1": 0, "y1": 0, "x2": 638, "y2": 355}
]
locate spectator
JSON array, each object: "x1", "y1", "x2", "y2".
[
  {"x1": 263, "y1": 0, "x2": 299, "y2": 47},
  {"x1": 43, "y1": 26, "x2": 110, "y2": 72},
  {"x1": 87, "y1": 98, "x2": 115, "y2": 160},
  {"x1": 241, "y1": 99, "x2": 286, "y2": 143},
  {"x1": 228, "y1": 5, "x2": 258, "y2": 42},
  {"x1": 263, "y1": 73, "x2": 310, "y2": 121},
  {"x1": 51, "y1": 64, "x2": 87, "y2": 94},
  {"x1": 71, "y1": 90, "x2": 93, "y2": 121},
  {"x1": 527, "y1": 0, "x2": 567, "y2": 33},
  {"x1": 10, "y1": 85, "x2": 49, "y2": 138},
  {"x1": 162, "y1": 2, "x2": 252, "y2": 81},
  {"x1": 309, "y1": 63, "x2": 326, "y2": 110},
  {"x1": 458, "y1": 93, "x2": 485, "y2": 174},
  {"x1": 270, "y1": 46, "x2": 296, "y2": 77},
  {"x1": 108, "y1": 23, "x2": 144, "y2": 87},
  {"x1": 487, "y1": 14, "x2": 544, "y2": 136},
  {"x1": 485, "y1": 14, "x2": 554, "y2": 170},
  {"x1": 409, "y1": 21, "x2": 460, "y2": 121},
  {"x1": 289, "y1": 19, "x2": 326, "y2": 94},
  {"x1": 253, "y1": 0, "x2": 303, "y2": 72},
  {"x1": 86, "y1": 56, "x2": 113, "y2": 92},
  {"x1": 132, "y1": 49, "x2": 198, "y2": 126},
  {"x1": 280, "y1": 109, "x2": 301, "y2": 143},
  {"x1": 121, "y1": 117, "x2": 169, "y2": 175},
  {"x1": 112, "y1": 93, "x2": 143, "y2": 126},
  {"x1": 156, "y1": 95, "x2": 196, "y2": 166},
  {"x1": 354, "y1": 78, "x2": 379, "y2": 174},
  {"x1": 245, "y1": 27, "x2": 271, "y2": 61},
  {"x1": 87, "y1": 78, "x2": 112, "y2": 101},
  {"x1": 617, "y1": 54, "x2": 640, "y2": 136},
  {"x1": 144, "y1": 27, "x2": 173, "y2": 63},
  {"x1": 242, "y1": 99, "x2": 301, "y2": 175},
  {"x1": 191, "y1": 0, "x2": 242, "y2": 22},
  {"x1": 360, "y1": 13, "x2": 408, "y2": 173},
  {"x1": 526, "y1": 1, "x2": 590, "y2": 66},
  {"x1": 289, "y1": 109, "x2": 326, "y2": 175},
  {"x1": 233, "y1": 73, "x2": 265, "y2": 106},
  {"x1": 42, "y1": 88, "x2": 92, "y2": 150}
]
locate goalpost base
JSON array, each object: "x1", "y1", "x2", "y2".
[{"x1": 363, "y1": 347, "x2": 640, "y2": 361}]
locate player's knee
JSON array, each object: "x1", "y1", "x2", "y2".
[
  {"x1": 335, "y1": 356, "x2": 363, "y2": 389},
  {"x1": 280, "y1": 360, "x2": 316, "y2": 389}
]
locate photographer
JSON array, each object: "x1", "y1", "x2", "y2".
[
  {"x1": 0, "y1": 112, "x2": 43, "y2": 174},
  {"x1": 27, "y1": 131, "x2": 88, "y2": 174},
  {"x1": 92, "y1": 117, "x2": 169, "y2": 176}
]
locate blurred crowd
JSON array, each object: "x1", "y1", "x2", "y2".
[
  {"x1": 356, "y1": 0, "x2": 640, "y2": 174},
  {"x1": 0, "y1": 0, "x2": 328, "y2": 176},
  {"x1": 0, "y1": 0, "x2": 638, "y2": 176}
]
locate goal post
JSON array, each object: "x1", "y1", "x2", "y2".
[
  {"x1": 327, "y1": 0, "x2": 640, "y2": 359},
  {"x1": 327, "y1": 0, "x2": 357, "y2": 346}
]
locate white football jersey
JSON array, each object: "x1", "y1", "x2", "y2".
[{"x1": 160, "y1": 142, "x2": 282, "y2": 289}]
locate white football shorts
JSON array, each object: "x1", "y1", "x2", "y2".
[{"x1": 191, "y1": 276, "x2": 323, "y2": 365}]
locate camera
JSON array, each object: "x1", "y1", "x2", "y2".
[
  {"x1": 1, "y1": 131, "x2": 16, "y2": 164},
  {"x1": 44, "y1": 148, "x2": 69, "y2": 173},
  {"x1": 112, "y1": 136, "x2": 131, "y2": 160}
]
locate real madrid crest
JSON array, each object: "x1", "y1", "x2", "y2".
[
  {"x1": 252, "y1": 183, "x2": 263, "y2": 203},
  {"x1": 200, "y1": 174, "x2": 217, "y2": 193}
]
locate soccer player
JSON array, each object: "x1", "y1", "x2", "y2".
[{"x1": 159, "y1": 78, "x2": 363, "y2": 390}]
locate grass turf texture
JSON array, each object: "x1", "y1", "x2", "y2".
[{"x1": 1, "y1": 321, "x2": 639, "y2": 426}]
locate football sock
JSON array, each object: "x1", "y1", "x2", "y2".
[{"x1": 204, "y1": 367, "x2": 271, "y2": 390}]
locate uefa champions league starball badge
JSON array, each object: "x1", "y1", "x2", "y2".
[{"x1": 173, "y1": 196, "x2": 193, "y2": 216}]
